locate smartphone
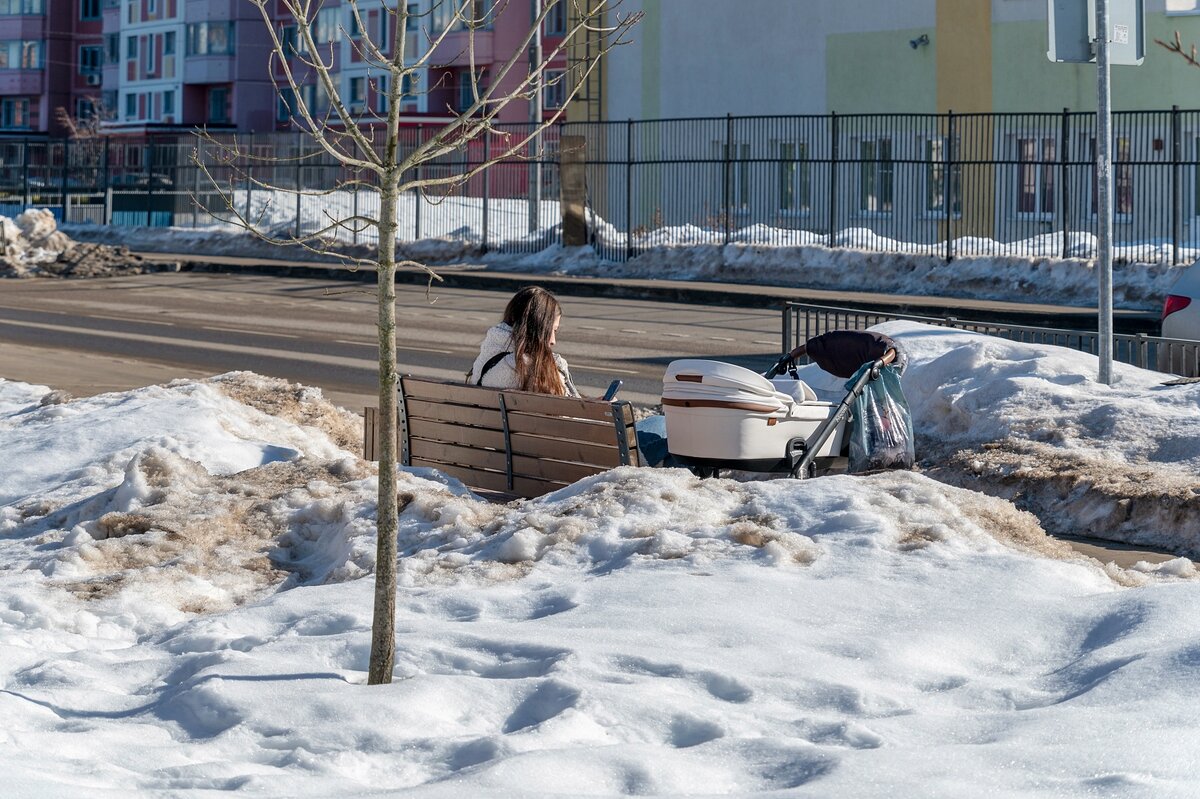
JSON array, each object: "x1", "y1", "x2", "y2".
[{"x1": 602, "y1": 379, "x2": 623, "y2": 401}]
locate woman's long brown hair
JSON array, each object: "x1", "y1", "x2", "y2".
[{"x1": 503, "y1": 286, "x2": 564, "y2": 395}]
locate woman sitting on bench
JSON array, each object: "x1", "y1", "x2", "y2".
[{"x1": 468, "y1": 286, "x2": 581, "y2": 398}]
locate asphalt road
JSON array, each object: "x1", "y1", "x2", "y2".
[{"x1": 0, "y1": 271, "x2": 785, "y2": 410}]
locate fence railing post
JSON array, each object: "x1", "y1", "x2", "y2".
[
  {"x1": 1172, "y1": 104, "x2": 1182, "y2": 266},
  {"x1": 946, "y1": 110, "x2": 955, "y2": 261},
  {"x1": 1060, "y1": 107, "x2": 1071, "y2": 260},
  {"x1": 625, "y1": 118, "x2": 632, "y2": 260},
  {"x1": 21, "y1": 137, "x2": 30, "y2": 210},
  {"x1": 482, "y1": 158, "x2": 490, "y2": 253},
  {"x1": 144, "y1": 138, "x2": 153, "y2": 226},
  {"x1": 723, "y1": 112, "x2": 732, "y2": 246},
  {"x1": 102, "y1": 136, "x2": 112, "y2": 225},
  {"x1": 414, "y1": 124, "x2": 423, "y2": 241},
  {"x1": 60, "y1": 139, "x2": 69, "y2": 223},
  {"x1": 295, "y1": 156, "x2": 303, "y2": 241},
  {"x1": 191, "y1": 144, "x2": 200, "y2": 228},
  {"x1": 244, "y1": 134, "x2": 253, "y2": 226},
  {"x1": 828, "y1": 111, "x2": 839, "y2": 243}
]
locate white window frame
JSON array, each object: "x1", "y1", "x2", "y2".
[
  {"x1": 775, "y1": 140, "x2": 811, "y2": 216},
  {"x1": 543, "y1": 68, "x2": 565, "y2": 109},
  {"x1": 923, "y1": 136, "x2": 962, "y2": 220},
  {"x1": 857, "y1": 136, "x2": 894, "y2": 216},
  {"x1": 1014, "y1": 134, "x2": 1056, "y2": 221},
  {"x1": 1086, "y1": 134, "x2": 1134, "y2": 223},
  {"x1": 145, "y1": 33, "x2": 156, "y2": 74}
]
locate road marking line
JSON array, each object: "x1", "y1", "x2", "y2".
[
  {"x1": 202, "y1": 326, "x2": 301, "y2": 339},
  {"x1": 583, "y1": 367, "x2": 639, "y2": 375},
  {"x1": 334, "y1": 339, "x2": 452, "y2": 354},
  {"x1": 754, "y1": 340, "x2": 778, "y2": 345},
  {"x1": 579, "y1": 325, "x2": 606, "y2": 331},
  {"x1": 88, "y1": 315, "x2": 175, "y2": 327},
  {"x1": 662, "y1": 332, "x2": 689, "y2": 338},
  {"x1": 620, "y1": 329, "x2": 645, "y2": 334},
  {"x1": 708, "y1": 336, "x2": 735, "y2": 342}
]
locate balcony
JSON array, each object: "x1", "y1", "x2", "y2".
[
  {"x1": 183, "y1": 55, "x2": 233, "y2": 84},
  {"x1": 428, "y1": 29, "x2": 492, "y2": 68},
  {"x1": 0, "y1": 68, "x2": 41, "y2": 94},
  {"x1": 0, "y1": 0, "x2": 43, "y2": 16},
  {"x1": 0, "y1": 16, "x2": 43, "y2": 39},
  {"x1": 185, "y1": 0, "x2": 242, "y2": 22}
]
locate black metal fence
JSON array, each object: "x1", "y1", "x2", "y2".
[
  {"x1": 4, "y1": 109, "x2": 1200, "y2": 265},
  {"x1": 782, "y1": 301, "x2": 1200, "y2": 378}
]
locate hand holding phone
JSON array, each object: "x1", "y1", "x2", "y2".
[{"x1": 602, "y1": 379, "x2": 623, "y2": 401}]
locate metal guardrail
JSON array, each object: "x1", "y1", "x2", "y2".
[{"x1": 781, "y1": 301, "x2": 1200, "y2": 378}]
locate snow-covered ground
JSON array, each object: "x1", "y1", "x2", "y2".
[
  {"x1": 64, "y1": 188, "x2": 1196, "y2": 311},
  {"x1": 3, "y1": 326, "x2": 1199, "y2": 796}
]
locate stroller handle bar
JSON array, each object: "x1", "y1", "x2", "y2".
[{"x1": 793, "y1": 357, "x2": 888, "y2": 478}]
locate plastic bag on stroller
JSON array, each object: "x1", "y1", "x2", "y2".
[{"x1": 846, "y1": 363, "x2": 914, "y2": 473}]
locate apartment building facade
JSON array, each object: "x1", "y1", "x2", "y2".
[{"x1": 0, "y1": 0, "x2": 568, "y2": 135}]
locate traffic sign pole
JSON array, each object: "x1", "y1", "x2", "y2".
[{"x1": 1096, "y1": 0, "x2": 1114, "y2": 385}]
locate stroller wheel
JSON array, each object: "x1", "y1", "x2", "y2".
[{"x1": 690, "y1": 464, "x2": 720, "y2": 479}]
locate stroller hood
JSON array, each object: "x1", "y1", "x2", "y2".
[{"x1": 663, "y1": 359, "x2": 817, "y2": 411}]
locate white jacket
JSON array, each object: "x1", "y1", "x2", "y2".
[{"x1": 467, "y1": 323, "x2": 580, "y2": 397}]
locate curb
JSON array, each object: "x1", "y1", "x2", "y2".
[{"x1": 168, "y1": 254, "x2": 1161, "y2": 334}]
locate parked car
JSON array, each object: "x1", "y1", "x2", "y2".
[
  {"x1": 1159, "y1": 259, "x2": 1200, "y2": 377},
  {"x1": 1162, "y1": 259, "x2": 1200, "y2": 342}
]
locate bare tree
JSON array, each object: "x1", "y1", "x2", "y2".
[
  {"x1": 195, "y1": 0, "x2": 639, "y2": 685},
  {"x1": 54, "y1": 95, "x2": 111, "y2": 139},
  {"x1": 1157, "y1": 30, "x2": 1200, "y2": 68}
]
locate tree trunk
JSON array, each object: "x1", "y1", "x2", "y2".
[{"x1": 368, "y1": 180, "x2": 399, "y2": 685}]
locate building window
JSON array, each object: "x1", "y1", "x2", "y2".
[
  {"x1": 1089, "y1": 136, "x2": 1133, "y2": 218},
  {"x1": 405, "y1": 3, "x2": 419, "y2": 30},
  {"x1": 0, "y1": 0, "x2": 45, "y2": 14},
  {"x1": 459, "y1": 69, "x2": 485, "y2": 111},
  {"x1": 925, "y1": 137, "x2": 962, "y2": 216},
  {"x1": 164, "y1": 31, "x2": 175, "y2": 56},
  {"x1": 187, "y1": 22, "x2": 235, "y2": 56},
  {"x1": 126, "y1": 0, "x2": 134, "y2": 24},
  {"x1": 778, "y1": 141, "x2": 811, "y2": 213},
  {"x1": 348, "y1": 75, "x2": 365, "y2": 106},
  {"x1": 859, "y1": 138, "x2": 893, "y2": 214},
  {"x1": 279, "y1": 25, "x2": 300, "y2": 56},
  {"x1": 208, "y1": 87, "x2": 229, "y2": 122},
  {"x1": 124, "y1": 92, "x2": 136, "y2": 119},
  {"x1": 79, "y1": 44, "x2": 103, "y2": 74},
  {"x1": 76, "y1": 97, "x2": 97, "y2": 121},
  {"x1": 146, "y1": 0, "x2": 155, "y2": 14},
  {"x1": 312, "y1": 7, "x2": 340, "y2": 43},
  {"x1": 543, "y1": 68, "x2": 565, "y2": 109},
  {"x1": 126, "y1": 34, "x2": 136, "y2": 59},
  {"x1": 105, "y1": 33, "x2": 119, "y2": 63},
  {"x1": 162, "y1": 89, "x2": 174, "y2": 116},
  {"x1": 277, "y1": 87, "x2": 295, "y2": 122},
  {"x1": 80, "y1": 0, "x2": 99, "y2": 19},
  {"x1": 145, "y1": 34, "x2": 156, "y2": 73},
  {"x1": 465, "y1": 0, "x2": 492, "y2": 27},
  {"x1": 1017, "y1": 136, "x2": 1055, "y2": 217},
  {"x1": 544, "y1": 0, "x2": 565, "y2": 34},
  {"x1": 0, "y1": 97, "x2": 30, "y2": 128},
  {"x1": 0, "y1": 40, "x2": 42, "y2": 69}
]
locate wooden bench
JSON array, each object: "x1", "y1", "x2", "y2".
[{"x1": 364, "y1": 375, "x2": 641, "y2": 499}]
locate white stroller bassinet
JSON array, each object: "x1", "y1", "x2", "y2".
[{"x1": 662, "y1": 359, "x2": 849, "y2": 476}]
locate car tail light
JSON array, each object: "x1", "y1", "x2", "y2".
[{"x1": 1163, "y1": 294, "x2": 1192, "y2": 320}]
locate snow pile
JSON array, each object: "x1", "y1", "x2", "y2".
[
  {"x1": 0, "y1": 208, "x2": 180, "y2": 278},
  {"x1": 2, "y1": 360, "x2": 1200, "y2": 795},
  {"x1": 797, "y1": 321, "x2": 1200, "y2": 553}
]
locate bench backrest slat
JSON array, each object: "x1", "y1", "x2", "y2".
[{"x1": 364, "y1": 376, "x2": 641, "y2": 498}]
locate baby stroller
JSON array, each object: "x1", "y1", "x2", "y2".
[{"x1": 661, "y1": 353, "x2": 894, "y2": 479}]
